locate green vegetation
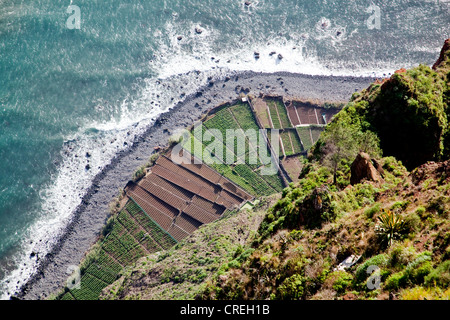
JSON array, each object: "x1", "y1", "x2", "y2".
[
  {"x1": 279, "y1": 130, "x2": 304, "y2": 157},
  {"x1": 313, "y1": 55, "x2": 450, "y2": 170},
  {"x1": 192, "y1": 101, "x2": 284, "y2": 196},
  {"x1": 290, "y1": 130, "x2": 304, "y2": 155},
  {"x1": 62, "y1": 41, "x2": 450, "y2": 301},
  {"x1": 56, "y1": 200, "x2": 176, "y2": 300},
  {"x1": 100, "y1": 198, "x2": 274, "y2": 300},
  {"x1": 376, "y1": 209, "x2": 407, "y2": 248},
  {"x1": 310, "y1": 127, "x2": 324, "y2": 144},
  {"x1": 267, "y1": 100, "x2": 282, "y2": 129},
  {"x1": 195, "y1": 42, "x2": 450, "y2": 301},
  {"x1": 297, "y1": 127, "x2": 313, "y2": 150}
]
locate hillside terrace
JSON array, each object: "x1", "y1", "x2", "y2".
[{"x1": 56, "y1": 94, "x2": 342, "y2": 300}]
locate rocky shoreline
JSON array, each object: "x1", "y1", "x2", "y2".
[{"x1": 14, "y1": 70, "x2": 376, "y2": 300}]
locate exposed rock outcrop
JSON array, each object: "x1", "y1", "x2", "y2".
[
  {"x1": 410, "y1": 160, "x2": 450, "y2": 185},
  {"x1": 350, "y1": 152, "x2": 383, "y2": 185},
  {"x1": 432, "y1": 38, "x2": 450, "y2": 70}
]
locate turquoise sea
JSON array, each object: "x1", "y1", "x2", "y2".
[{"x1": 0, "y1": 0, "x2": 448, "y2": 298}]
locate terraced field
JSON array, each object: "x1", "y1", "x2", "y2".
[
  {"x1": 266, "y1": 98, "x2": 291, "y2": 129},
  {"x1": 57, "y1": 97, "x2": 336, "y2": 300},
  {"x1": 310, "y1": 126, "x2": 324, "y2": 144},
  {"x1": 188, "y1": 102, "x2": 285, "y2": 197},
  {"x1": 279, "y1": 129, "x2": 303, "y2": 157},
  {"x1": 251, "y1": 98, "x2": 272, "y2": 128},
  {"x1": 282, "y1": 156, "x2": 304, "y2": 182},
  {"x1": 296, "y1": 127, "x2": 313, "y2": 151},
  {"x1": 58, "y1": 200, "x2": 175, "y2": 300}
]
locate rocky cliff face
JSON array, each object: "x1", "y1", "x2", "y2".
[
  {"x1": 432, "y1": 38, "x2": 450, "y2": 71},
  {"x1": 350, "y1": 38, "x2": 450, "y2": 170},
  {"x1": 101, "y1": 40, "x2": 450, "y2": 301},
  {"x1": 350, "y1": 152, "x2": 384, "y2": 185}
]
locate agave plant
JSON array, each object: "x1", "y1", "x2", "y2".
[{"x1": 376, "y1": 209, "x2": 406, "y2": 247}]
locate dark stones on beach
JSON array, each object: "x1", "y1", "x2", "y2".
[
  {"x1": 235, "y1": 85, "x2": 250, "y2": 94},
  {"x1": 15, "y1": 70, "x2": 377, "y2": 301}
]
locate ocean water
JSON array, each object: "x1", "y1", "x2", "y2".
[{"x1": 0, "y1": 0, "x2": 448, "y2": 298}]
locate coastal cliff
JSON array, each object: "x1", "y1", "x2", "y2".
[{"x1": 99, "y1": 39, "x2": 450, "y2": 301}]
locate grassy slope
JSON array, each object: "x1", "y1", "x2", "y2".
[
  {"x1": 100, "y1": 198, "x2": 277, "y2": 300},
  {"x1": 201, "y1": 159, "x2": 450, "y2": 300},
  {"x1": 197, "y1": 41, "x2": 450, "y2": 301},
  {"x1": 101, "y1": 40, "x2": 450, "y2": 301}
]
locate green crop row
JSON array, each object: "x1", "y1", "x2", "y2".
[
  {"x1": 233, "y1": 164, "x2": 274, "y2": 196},
  {"x1": 204, "y1": 109, "x2": 240, "y2": 142},
  {"x1": 296, "y1": 127, "x2": 313, "y2": 151},
  {"x1": 280, "y1": 131, "x2": 293, "y2": 156},
  {"x1": 96, "y1": 249, "x2": 123, "y2": 273},
  {"x1": 210, "y1": 163, "x2": 259, "y2": 196},
  {"x1": 289, "y1": 130, "x2": 304, "y2": 154},
  {"x1": 85, "y1": 263, "x2": 118, "y2": 284},
  {"x1": 102, "y1": 234, "x2": 127, "y2": 261},
  {"x1": 257, "y1": 169, "x2": 284, "y2": 192},
  {"x1": 60, "y1": 292, "x2": 76, "y2": 300},
  {"x1": 117, "y1": 209, "x2": 140, "y2": 235},
  {"x1": 138, "y1": 232, "x2": 161, "y2": 253},
  {"x1": 310, "y1": 127, "x2": 324, "y2": 144},
  {"x1": 71, "y1": 274, "x2": 109, "y2": 300},
  {"x1": 274, "y1": 100, "x2": 291, "y2": 128},
  {"x1": 267, "y1": 100, "x2": 281, "y2": 129},
  {"x1": 230, "y1": 103, "x2": 260, "y2": 132}
]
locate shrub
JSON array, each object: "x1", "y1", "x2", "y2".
[
  {"x1": 402, "y1": 212, "x2": 422, "y2": 235},
  {"x1": 400, "y1": 286, "x2": 450, "y2": 300},
  {"x1": 424, "y1": 260, "x2": 450, "y2": 288},
  {"x1": 403, "y1": 252, "x2": 433, "y2": 285},
  {"x1": 384, "y1": 271, "x2": 407, "y2": 291},
  {"x1": 132, "y1": 166, "x2": 146, "y2": 182},
  {"x1": 388, "y1": 245, "x2": 416, "y2": 269},
  {"x1": 382, "y1": 157, "x2": 407, "y2": 177},
  {"x1": 354, "y1": 254, "x2": 388, "y2": 284},
  {"x1": 364, "y1": 203, "x2": 381, "y2": 220},
  {"x1": 102, "y1": 216, "x2": 115, "y2": 238},
  {"x1": 427, "y1": 196, "x2": 447, "y2": 217},
  {"x1": 390, "y1": 201, "x2": 409, "y2": 213},
  {"x1": 416, "y1": 206, "x2": 433, "y2": 222},
  {"x1": 376, "y1": 209, "x2": 407, "y2": 247},
  {"x1": 330, "y1": 271, "x2": 353, "y2": 294},
  {"x1": 409, "y1": 261, "x2": 433, "y2": 285},
  {"x1": 276, "y1": 274, "x2": 306, "y2": 300}
]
